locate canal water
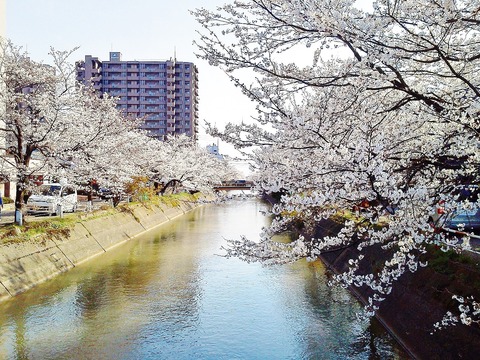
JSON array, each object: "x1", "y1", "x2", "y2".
[{"x1": 0, "y1": 199, "x2": 408, "y2": 359}]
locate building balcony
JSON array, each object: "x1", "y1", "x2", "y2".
[
  {"x1": 141, "y1": 76, "x2": 162, "y2": 81},
  {"x1": 143, "y1": 91, "x2": 160, "y2": 96},
  {"x1": 140, "y1": 100, "x2": 162, "y2": 106},
  {"x1": 144, "y1": 107, "x2": 161, "y2": 112},
  {"x1": 107, "y1": 75, "x2": 127, "y2": 80}
]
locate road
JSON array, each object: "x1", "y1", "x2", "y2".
[{"x1": 0, "y1": 199, "x2": 112, "y2": 225}]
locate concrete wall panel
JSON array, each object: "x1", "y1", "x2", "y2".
[
  {"x1": 0, "y1": 241, "x2": 73, "y2": 296},
  {"x1": 54, "y1": 223, "x2": 105, "y2": 265}
]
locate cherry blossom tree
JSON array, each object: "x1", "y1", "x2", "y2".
[
  {"x1": 0, "y1": 40, "x2": 80, "y2": 213},
  {"x1": 193, "y1": 0, "x2": 480, "y2": 325},
  {"x1": 148, "y1": 135, "x2": 240, "y2": 195},
  {"x1": 52, "y1": 94, "x2": 158, "y2": 205}
]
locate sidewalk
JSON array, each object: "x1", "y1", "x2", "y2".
[{"x1": 0, "y1": 203, "x2": 15, "y2": 225}]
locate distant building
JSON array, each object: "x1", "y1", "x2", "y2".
[
  {"x1": 76, "y1": 52, "x2": 199, "y2": 140},
  {"x1": 207, "y1": 143, "x2": 224, "y2": 160}
]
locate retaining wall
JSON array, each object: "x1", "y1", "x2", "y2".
[
  {"x1": 0, "y1": 201, "x2": 198, "y2": 302},
  {"x1": 313, "y1": 218, "x2": 480, "y2": 360}
]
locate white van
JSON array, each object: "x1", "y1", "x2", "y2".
[{"x1": 27, "y1": 183, "x2": 78, "y2": 214}]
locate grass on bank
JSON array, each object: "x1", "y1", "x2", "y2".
[
  {"x1": 0, "y1": 217, "x2": 77, "y2": 245},
  {"x1": 0, "y1": 193, "x2": 203, "y2": 246}
]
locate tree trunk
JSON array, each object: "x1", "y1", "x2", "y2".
[
  {"x1": 160, "y1": 179, "x2": 180, "y2": 195},
  {"x1": 15, "y1": 185, "x2": 25, "y2": 225}
]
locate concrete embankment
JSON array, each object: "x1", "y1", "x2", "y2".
[{"x1": 0, "y1": 200, "x2": 199, "y2": 302}]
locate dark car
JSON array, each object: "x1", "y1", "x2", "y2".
[
  {"x1": 97, "y1": 188, "x2": 113, "y2": 199},
  {"x1": 444, "y1": 208, "x2": 480, "y2": 236}
]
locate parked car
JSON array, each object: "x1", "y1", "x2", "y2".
[
  {"x1": 443, "y1": 208, "x2": 480, "y2": 237},
  {"x1": 27, "y1": 183, "x2": 78, "y2": 214},
  {"x1": 429, "y1": 185, "x2": 480, "y2": 238},
  {"x1": 97, "y1": 188, "x2": 113, "y2": 199}
]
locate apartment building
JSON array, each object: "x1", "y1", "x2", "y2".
[{"x1": 76, "y1": 52, "x2": 199, "y2": 140}]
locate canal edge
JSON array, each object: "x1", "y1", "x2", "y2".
[{"x1": 0, "y1": 199, "x2": 207, "y2": 303}]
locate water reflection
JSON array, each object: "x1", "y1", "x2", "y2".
[{"x1": 0, "y1": 199, "x2": 408, "y2": 359}]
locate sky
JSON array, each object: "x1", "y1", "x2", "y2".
[
  {"x1": 5, "y1": 0, "x2": 256, "y2": 167},
  {"x1": 5, "y1": 0, "x2": 372, "y2": 178}
]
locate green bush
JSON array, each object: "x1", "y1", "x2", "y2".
[{"x1": 426, "y1": 245, "x2": 478, "y2": 275}]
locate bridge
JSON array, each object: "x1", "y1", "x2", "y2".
[{"x1": 214, "y1": 180, "x2": 254, "y2": 191}]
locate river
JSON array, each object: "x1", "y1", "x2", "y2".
[{"x1": 0, "y1": 199, "x2": 408, "y2": 359}]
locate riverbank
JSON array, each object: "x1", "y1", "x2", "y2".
[
  {"x1": 314, "y1": 218, "x2": 480, "y2": 360},
  {"x1": 0, "y1": 195, "x2": 207, "y2": 302}
]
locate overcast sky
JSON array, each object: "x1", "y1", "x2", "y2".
[{"x1": 5, "y1": 0, "x2": 256, "y2": 160}]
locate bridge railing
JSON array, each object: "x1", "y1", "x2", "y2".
[{"x1": 216, "y1": 180, "x2": 254, "y2": 188}]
